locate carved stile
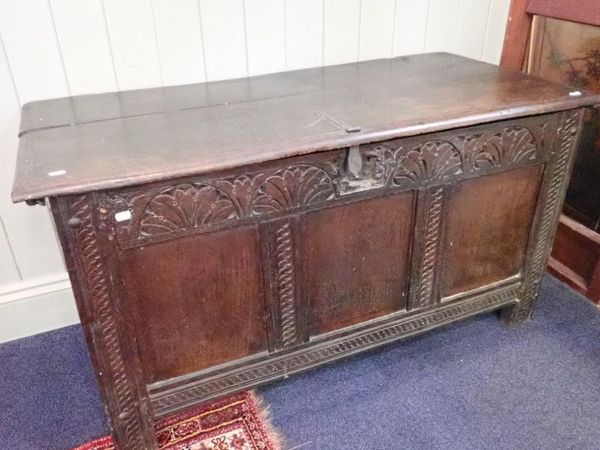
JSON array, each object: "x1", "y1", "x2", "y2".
[
  {"x1": 261, "y1": 217, "x2": 304, "y2": 352},
  {"x1": 409, "y1": 187, "x2": 445, "y2": 310},
  {"x1": 504, "y1": 111, "x2": 583, "y2": 324},
  {"x1": 273, "y1": 221, "x2": 298, "y2": 349},
  {"x1": 61, "y1": 194, "x2": 157, "y2": 450}
]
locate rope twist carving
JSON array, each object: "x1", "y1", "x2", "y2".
[
  {"x1": 274, "y1": 222, "x2": 297, "y2": 348},
  {"x1": 71, "y1": 195, "x2": 146, "y2": 448}
]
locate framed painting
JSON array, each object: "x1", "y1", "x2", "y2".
[{"x1": 527, "y1": 16, "x2": 600, "y2": 231}]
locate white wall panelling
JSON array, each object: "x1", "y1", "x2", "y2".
[
  {"x1": 0, "y1": 26, "x2": 65, "y2": 282},
  {"x1": 199, "y1": 0, "x2": 248, "y2": 81},
  {"x1": 359, "y1": 0, "x2": 396, "y2": 61},
  {"x1": 245, "y1": 0, "x2": 286, "y2": 75},
  {"x1": 483, "y1": 0, "x2": 512, "y2": 64},
  {"x1": 0, "y1": 216, "x2": 20, "y2": 285},
  {"x1": 393, "y1": 0, "x2": 429, "y2": 56},
  {"x1": 152, "y1": 0, "x2": 206, "y2": 86},
  {"x1": 0, "y1": 0, "x2": 69, "y2": 102},
  {"x1": 50, "y1": 0, "x2": 118, "y2": 95},
  {"x1": 323, "y1": 0, "x2": 361, "y2": 65},
  {"x1": 102, "y1": 0, "x2": 163, "y2": 89},
  {"x1": 425, "y1": 0, "x2": 462, "y2": 53},
  {"x1": 0, "y1": 0, "x2": 511, "y2": 342},
  {"x1": 285, "y1": 0, "x2": 323, "y2": 70},
  {"x1": 455, "y1": 0, "x2": 492, "y2": 60}
]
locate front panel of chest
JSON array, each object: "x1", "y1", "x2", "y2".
[{"x1": 102, "y1": 112, "x2": 564, "y2": 387}]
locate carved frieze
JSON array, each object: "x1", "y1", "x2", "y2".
[
  {"x1": 330, "y1": 125, "x2": 542, "y2": 195},
  {"x1": 109, "y1": 118, "x2": 548, "y2": 246},
  {"x1": 111, "y1": 165, "x2": 335, "y2": 245}
]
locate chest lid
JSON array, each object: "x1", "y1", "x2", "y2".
[{"x1": 12, "y1": 52, "x2": 599, "y2": 203}]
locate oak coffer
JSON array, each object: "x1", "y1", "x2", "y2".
[{"x1": 12, "y1": 53, "x2": 599, "y2": 449}]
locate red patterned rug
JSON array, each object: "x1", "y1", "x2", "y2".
[{"x1": 72, "y1": 392, "x2": 282, "y2": 450}]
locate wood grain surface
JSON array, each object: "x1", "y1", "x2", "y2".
[{"x1": 12, "y1": 53, "x2": 599, "y2": 202}]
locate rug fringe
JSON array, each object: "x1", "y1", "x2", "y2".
[
  {"x1": 71, "y1": 435, "x2": 112, "y2": 450},
  {"x1": 71, "y1": 391, "x2": 283, "y2": 450},
  {"x1": 248, "y1": 391, "x2": 286, "y2": 450}
]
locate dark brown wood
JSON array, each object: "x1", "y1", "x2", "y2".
[
  {"x1": 151, "y1": 285, "x2": 520, "y2": 418},
  {"x1": 260, "y1": 216, "x2": 308, "y2": 352},
  {"x1": 49, "y1": 194, "x2": 158, "y2": 450},
  {"x1": 12, "y1": 56, "x2": 593, "y2": 449},
  {"x1": 302, "y1": 194, "x2": 414, "y2": 334},
  {"x1": 407, "y1": 186, "x2": 445, "y2": 310},
  {"x1": 503, "y1": 110, "x2": 584, "y2": 323},
  {"x1": 12, "y1": 53, "x2": 599, "y2": 203},
  {"x1": 120, "y1": 226, "x2": 267, "y2": 382},
  {"x1": 442, "y1": 165, "x2": 542, "y2": 298}
]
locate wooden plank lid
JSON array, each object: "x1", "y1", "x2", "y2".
[{"x1": 12, "y1": 52, "x2": 600, "y2": 203}]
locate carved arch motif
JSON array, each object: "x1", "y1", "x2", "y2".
[
  {"x1": 131, "y1": 164, "x2": 335, "y2": 239},
  {"x1": 139, "y1": 184, "x2": 238, "y2": 238},
  {"x1": 252, "y1": 165, "x2": 335, "y2": 215},
  {"x1": 392, "y1": 140, "x2": 463, "y2": 185},
  {"x1": 474, "y1": 126, "x2": 537, "y2": 169}
]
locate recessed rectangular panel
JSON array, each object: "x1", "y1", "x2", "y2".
[
  {"x1": 303, "y1": 194, "x2": 414, "y2": 335},
  {"x1": 120, "y1": 225, "x2": 266, "y2": 383},
  {"x1": 442, "y1": 165, "x2": 543, "y2": 298}
]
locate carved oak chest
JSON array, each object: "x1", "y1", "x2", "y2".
[{"x1": 12, "y1": 53, "x2": 599, "y2": 449}]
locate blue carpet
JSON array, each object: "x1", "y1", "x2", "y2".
[{"x1": 1, "y1": 275, "x2": 599, "y2": 450}]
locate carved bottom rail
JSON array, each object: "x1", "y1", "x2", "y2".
[{"x1": 149, "y1": 285, "x2": 519, "y2": 418}]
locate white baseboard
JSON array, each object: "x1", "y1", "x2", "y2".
[{"x1": 0, "y1": 273, "x2": 79, "y2": 343}]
